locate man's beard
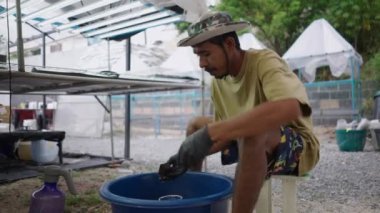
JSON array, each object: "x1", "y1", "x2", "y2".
[
  {"x1": 214, "y1": 73, "x2": 228, "y2": 79},
  {"x1": 206, "y1": 67, "x2": 229, "y2": 79},
  {"x1": 213, "y1": 70, "x2": 229, "y2": 79}
]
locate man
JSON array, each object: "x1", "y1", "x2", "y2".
[{"x1": 159, "y1": 11, "x2": 319, "y2": 213}]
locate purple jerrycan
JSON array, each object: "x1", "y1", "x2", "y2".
[{"x1": 29, "y1": 165, "x2": 78, "y2": 213}]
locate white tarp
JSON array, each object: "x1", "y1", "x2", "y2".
[
  {"x1": 18, "y1": 38, "x2": 163, "y2": 72},
  {"x1": 282, "y1": 18, "x2": 363, "y2": 82},
  {"x1": 0, "y1": 95, "x2": 9, "y2": 106},
  {"x1": 173, "y1": 0, "x2": 208, "y2": 22},
  {"x1": 54, "y1": 96, "x2": 106, "y2": 138},
  {"x1": 239, "y1": 33, "x2": 266, "y2": 50}
]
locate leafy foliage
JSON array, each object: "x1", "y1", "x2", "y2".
[
  {"x1": 361, "y1": 52, "x2": 380, "y2": 84},
  {"x1": 359, "y1": 52, "x2": 380, "y2": 117},
  {"x1": 175, "y1": 22, "x2": 191, "y2": 34},
  {"x1": 215, "y1": 0, "x2": 380, "y2": 58},
  {"x1": 323, "y1": 0, "x2": 380, "y2": 58},
  {"x1": 174, "y1": 0, "x2": 380, "y2": 83},
  {"x1": 217, "y1": 0, "x2": 326, "y2": 54}
]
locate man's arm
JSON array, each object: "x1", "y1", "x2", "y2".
[
  {"x1": 208, "y1": 98, "x2": 303, "y2": 149},
  {"x1": 186, "y1": 116, "x2": 224, "y2": 156},
  {"x1": 186, "y1": 116, "x2": 213, "y2": 136}
]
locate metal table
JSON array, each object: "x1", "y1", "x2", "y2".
[{"x1": 0, "y1": 130, "x2": 65, "y2": 164}]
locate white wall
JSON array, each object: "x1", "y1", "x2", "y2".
[{"x1": 0, "y1": 95, "x2": 9, "y2": 105}]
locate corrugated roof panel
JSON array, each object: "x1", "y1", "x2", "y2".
[{"x1": 0, "y1": 0, "x2": 185, "y2": 43}]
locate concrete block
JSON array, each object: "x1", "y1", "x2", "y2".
[{"x1": 320, "y1": 99, "x2": 340, "y2": 109}]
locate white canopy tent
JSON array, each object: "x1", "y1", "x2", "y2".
[
  {"x1": 282, "y1": 18, "x2": 363, "y2": 113},
  {"x1": 283, "y1": 18, "x2": 363, "y2": 82}
]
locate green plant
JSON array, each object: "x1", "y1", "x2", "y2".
[
  {"x1": 360, "y1": 51, "x2": 380, "y2": 117},
  {"x1": 175, "y1": 22, "x2": 191, "y2": 34},
  {"x1": 216, "y1": 0, "x2": 380, "y2": 57},
  {"x1": 65, "y1": 190, "x2": 104, "y2": 212},
  {"x1": 361, "y1": 51, "x2": 380, "y2": 83},
  {"x1": 360, "y1": 96, "x2": 373, "y2": 118},
  {"x1": 314, "y1": 66, "x2": 350, "y2": 82}
]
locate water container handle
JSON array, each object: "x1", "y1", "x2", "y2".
[
  {"x1": 29, "y1": 165, "x2": 78, "y2": 195},
  {"x1": 61, "y1": 169, "x2": 78, "y2": 195}
]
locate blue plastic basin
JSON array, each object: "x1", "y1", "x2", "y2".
[{"x1": 100, "y1": 172, "x2": 233, "y2": 213}]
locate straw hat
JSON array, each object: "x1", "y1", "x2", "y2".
[{"x1": 178, "y1": 11, "x2": 251, "y2": 47}]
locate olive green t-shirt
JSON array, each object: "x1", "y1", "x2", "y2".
[{"x1": 211, "y1": 49, "x2": 319, "y2": 175}]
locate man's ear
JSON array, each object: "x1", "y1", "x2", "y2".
[{"x1": 224, "y1": 37, "x2": 236, "y2": 50}]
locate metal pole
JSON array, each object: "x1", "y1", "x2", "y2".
[
  {"x1": 42, "y1": 33, "x2": 46, "y2": 67},
  {"x1": 144, "y1": 31, "x2": 147, "y2": 45},
  {"x1": 42, "y1": 95, "x2": 47, "y2": 129},
  {"x1": 109, "y1": 95, "x2": 115, "y2": 161},
  {"x1": 350, "y1": 57, "x2": 356, "y2": 118},
  {"x1": 357, "y1": 60, "x2": 362, "y2": 117},
  {"x1": 124, "y1": 38, "x2": 131, "y2": 160},
  {"x1": 15, "y1": 0, "x2": 25, "y2": 72},
  {"x1": 124, "y1": 93, "x2": 131, "y2": 159},
  {"x1": 201, "y1": 68, "x2": 207, "y2": 172},
  {"x1": 106, "y1": 40, "x2": 115, "y2": 161},
  {"x1": 107, "y1": 39, "x2": 111, "y2": 70}
]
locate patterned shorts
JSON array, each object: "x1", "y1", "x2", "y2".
[{"x1": 221, "y1": 126, "x2": 304, "y2": 177}]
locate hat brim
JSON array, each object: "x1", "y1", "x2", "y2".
[{"x1": 178, "y1": 22, "x2": 251, "y2": 47}]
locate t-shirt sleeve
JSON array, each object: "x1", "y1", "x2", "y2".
[{"x1": 257, "y1": 52, "x2": 312, "y2": 117}]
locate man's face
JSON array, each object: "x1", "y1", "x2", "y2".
[{"x1": 193, "y1": 41, "x2": 229, "y2": 79}]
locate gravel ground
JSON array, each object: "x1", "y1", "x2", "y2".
[{"x1": 63, "y1": 126, "x2": 380, "y2": 213}]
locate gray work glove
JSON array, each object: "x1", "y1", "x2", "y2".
[{"x1": 158, "y1": 126, "x2": 213, "y2": 180}]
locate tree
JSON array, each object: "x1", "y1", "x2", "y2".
[
  {"x1": 217, "y1": 0, "x2": 327, "y2": 54},
  {"x1": 216, "y1": 0, "x2": 380, "y2": 57},
  {"x1": 323, "y1": 0, "x2": 380, "y2": 59}
]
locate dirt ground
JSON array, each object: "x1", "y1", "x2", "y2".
[
  {"x1": 0, "y1": 167, "x2": 116, "y2": 213},
  {"x1": 0, "y1": 126, "x2": 379, "y2": 213},
  {"x1": 0, "y1": 160, "x2": 156, "y2": 213}
]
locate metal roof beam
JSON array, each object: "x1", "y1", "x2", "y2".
[
  {"x1": 38, "y1": 0, "x2": 122, "y2": 27},
  {"x1": 22, "y1": 0, "x2": 82, "y2": 21},
  {"x1": 55, "y1": 1, "x2": 144, "y2": 31},
  {"x1": 73, "y1": 6, "x2": 157, "y2": 33},
  {"x1": 0, "y1": 0, "x2": 32, "y2": 17},
  {"x1": 98, "y1": 15, "x2": 181, "y2": 39},
  {"x1": 85, "y1": 10, "x2": 172, "y2": 37}
]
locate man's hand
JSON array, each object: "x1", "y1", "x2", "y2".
[
  {"x1": 158, "y1": 126, "x2": 213, "y2": 180},
  {"x1": 158, "y1": 154, "x2": 186, "y2": 181}
]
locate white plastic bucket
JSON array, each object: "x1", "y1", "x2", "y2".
[
  {"x1": 31, "y1": 140, "x2": 59, "y2": 163},
  {"x1": 0, "y1": 123, "x2": 14, "y2": 132}
]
